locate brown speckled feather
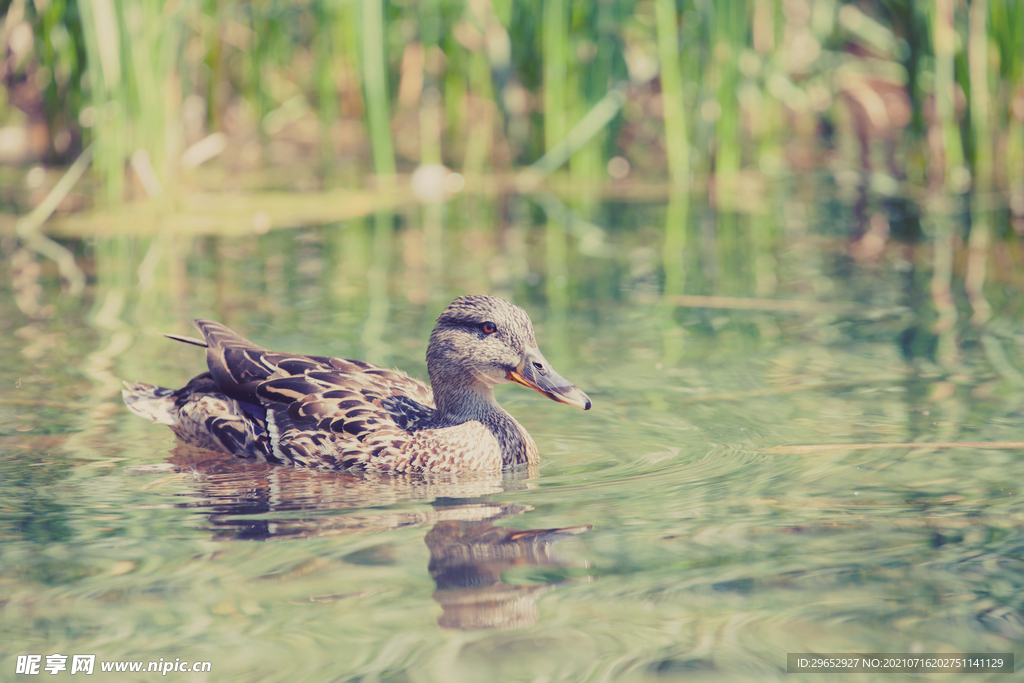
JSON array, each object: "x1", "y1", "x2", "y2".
[{"x1": 123, "y1": 296, "x2": 591, "y2": 473}]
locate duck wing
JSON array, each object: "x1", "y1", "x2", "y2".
[{"x1": 191, "y1": 319, "x2": 437, "y2": 469}]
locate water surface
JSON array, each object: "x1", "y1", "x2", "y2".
[{"x1": 2, "y1": 183, "x2": 1023, "y2": 681}]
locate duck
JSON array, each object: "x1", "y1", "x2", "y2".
[{"x1": 122, "y1": 295, "x2": 591, "y2": 473}]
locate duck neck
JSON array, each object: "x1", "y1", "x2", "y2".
[
  {"x1": 430, "y1": 380, "x2": 537, "y2": 467},
  {"x1": 432, "y1": 381, "x2": 505, "y2": 425}
]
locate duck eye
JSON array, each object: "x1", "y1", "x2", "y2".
[{"x1": 481, "y1": 321, "x2": 497, "y2": 334}]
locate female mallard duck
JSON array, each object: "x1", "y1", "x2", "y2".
[{"x1": 123, "y1": 295, "x2": 591, "y2": 473}]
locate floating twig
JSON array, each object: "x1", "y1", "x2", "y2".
[
  {"x1": 665, "y1": 294, "x2": 842, "y2": 314},
  {"x1": 766, "y1": 441, "x2": 1024, "y2": 454}
]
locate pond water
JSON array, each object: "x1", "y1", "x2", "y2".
[{"x1": 3, "y1": 180, "x2": 1023, "y2": 681}]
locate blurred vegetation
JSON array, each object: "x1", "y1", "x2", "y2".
[{"x1": 0, "y1": 0, "x2": 1020, "y2": 211}]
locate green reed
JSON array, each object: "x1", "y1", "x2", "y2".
[
  {"x1": 2, "y1": 0, "x2": 1021, "y2": 237},
  {"x1": 361, "y1": 0, "x2": 396, "y2": 176}
]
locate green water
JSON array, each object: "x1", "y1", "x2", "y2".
[{"x1": 2, "y1": 185, "x2": 1023, "y2": 682}]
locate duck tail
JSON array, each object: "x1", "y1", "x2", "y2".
[
  {"x1": 191, "y1": 319, "x2": 259, "y2": 350},
  {"x1": 161, "y1": 320, "x2": 257, "y2": 350},
  {"x1": 164, "y1": 333, "x2": 207, "y2": 348},
  {"x1": 122, "y1": 381, "x2": 178, "y2": 425}
]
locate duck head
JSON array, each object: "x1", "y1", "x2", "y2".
[{"x1": 426, "y1": 295, "x2": 592, "y2": 417}]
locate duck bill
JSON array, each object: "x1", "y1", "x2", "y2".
[{"x1": 506, "y1": 348, "x2": 592, "y2": 410}]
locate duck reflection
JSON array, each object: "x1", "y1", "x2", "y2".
[
  {"x1": 426, "y1": 518, "x2": 589, "y2": 629},
  {"x1": 137, "y1": 446, "x2": 591, "y2": 629}
]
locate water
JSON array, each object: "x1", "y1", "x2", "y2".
[{"x1": 2, "y1": 184, "x2": 1023, "y2": 681}]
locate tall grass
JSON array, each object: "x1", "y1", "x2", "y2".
[{"x1": 4, "y1": 0, "x2": 1023, "y2": 228}]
